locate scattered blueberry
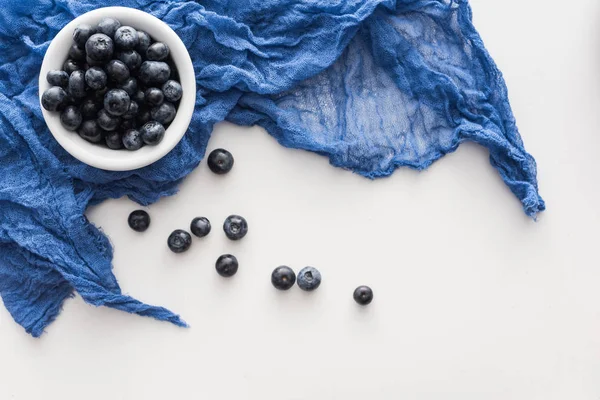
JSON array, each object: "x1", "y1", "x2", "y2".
[
  {"x1": 207, "y1": 148, "x2": 234, "y2": 174},
  {"x1": 140, "y1": 121, "x2": 165, "y2": 145},
  {"x1": 105, "y1": 59, "x2": 130, "y2": 83},
  {"x1": 215, "y1": 254, "x2": 238, "y2": 278},
  {"x1": 78, "y1": 119, "x2": 103, "y2": 143},
  {"x1": 223, "y1": 215, "x2": 248, "y2": 240},
  {"x1": 60, "y1": 105, "x2": 82, "y2": 131},
  {"x1": 67, "y1": 70, "x2": 86, "y2": 98},
  {"x1": 353, "y1": 286, "x2": 373, "y2": 305},
  {"x1": 63, "y1": 59, "x2": 80, "y2": 75},
  {"x1": 146, "y1": 42, "x2": 169, "y2": 61},
  {"x1": 297, "y1": 267, "x2": 322, "y2": 291},
  {"x1": 122, "y1": 101, "x2": 139, "y2": 120},
  {"x1": 85, "y1": 33, "x2": 114, "y2": 62},
  {"x1": 145, "y1": 87, "x2": 164, "y2": 106},
  {"x1": 85, "y1": 66, "x2": 107, "y2": 90},
  {"x1": 73, "y1": 24, "x2": 96, "y2": 47},
  {"x1": 97, "y1": 109, "x2": 121, "y2": 131},
  {"x1": 162, "y1": 80, "x2": 182, "y2": 102},
  {"x1": 136, "y1": 31, "x2": 151, "y2": 54},
  {"x1": 118, "y1": 77, "x2": 138, "y2": 96},
  {"x1": 96, "y1": 17, "x2": 121, "y2": 38},
  {"x1": 271, "y1": 266, "x2": 296, "y2": 290},
  {"x1": 122, "y1": 129, "x2": 144, "y2": 150},
  {"x1": 105, "y1": 131, "x2": 123, "y2": 149},
  {"x1": 128, "y1": 210, "x2": 150, "y2": 232},
  {"x1": 114, "y1": 26, "x2": 138, "y2": 50},
  {"x1": 41, "y1": 86, "x2": 68, "y2": 111},
  {"x1": 46, "y1": 70, "x2": 69, "y2": 88},
  {"x1": 167, "y1": 229, "x2": 192, "y2": 253},
  {"x1": 104, "y1": 89, "x2": 130, "y2": 116},
  {"x1": 138, "y1": 61, "x2": 170, "y2": 85},
  {"x1": 68, "y1": 43, "x2": 85, "y2": 61},
  {"x1": 151, "y1": 102, "x2": 176, "y2": 124},
  {"x1": 117, "y1": 50, "x2": 142, "y2": 70},
  {"x1": 190, "y1": 217, "x2": 211, "y2": 237},
  {"x1": 80, "y1": 98, "x2": 99, "y2": 119}
]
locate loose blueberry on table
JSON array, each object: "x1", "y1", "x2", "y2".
[
  {"x1": 167, "y1": 229, "x2": 192, "y2": 253},
  {"x1": 190, "y1": 217, "x2": 211, "y2": 238},
  {"x1": 207, "y1": 148, "x2": 234, "y2": 174},
  {"x1": 297, "y1": 267, "x2": 322, "y2": 291},
  {"x1": 353, "y1": 285, "x2": 373, "y2": 305},
  {"x1": 41, "y1": 17, "x2": 182, "y2": 151},
  {"x1": 215, "y1": 254, "x2": 239, "y2": 277},
  {"x1": 223, "y1": 215, "x2": 248, "y2": 240},
  {"x1": 128, "y1": 210, "x2": 151, "y2": 232},
  {"x1": 271, "y1": 266, "x2": 296, "y2": 290}
]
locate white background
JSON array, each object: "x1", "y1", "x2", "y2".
[{"x1": 1, "y1": 1, "x2": 600, "y2": 399}]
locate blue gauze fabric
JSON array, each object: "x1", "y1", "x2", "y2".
[{"x1": 0, "y1": 0, "x2": 545, "y2": 337}]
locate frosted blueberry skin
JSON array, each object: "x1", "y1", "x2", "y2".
[
  {"x1": 207, "y1": 148, "x2": 234, "y2": 174},
  {"x1": 97, "y1": 109, "x2": 121, "y2": 131},
  {"x1": 47, "y1": 70, "x2": 69, "y2": 88},
  {"x1": 122, "y1": 101, "x2": 139, "y2": 120},
  {"x1": 96, "y1": 17, "x2": 121, "y2": 38},
  {"x1": 140, "y1": 121, "x2": 165, "y2": 145},
  {"x1": 63, "y1": 59, "x2": 81, "y2": 75},
  {"x1": 151, "y1": 102, "x2": 176, "y2": 124},
  {"x1": 118, "y1": 77, "x2": 138, "y2": 96},
  {"x1": 271, "y1": 266, "x2": 296, "y2": 290},
  {"x1": 73, "y1": 23, "x2": 96, "y2": 47},
  {"x1": 68, "y1": 70, "x2": 86, "y2": 98},
  {"x1": 114, "y1": 26, "x2": 138, "y2": 50},
  {"x1": 117, "y1": 50, "x2": 142, "y2": 71},
  {"x1": 122, "y1": 129, "x2": 143, "y2": 151},
  {"x1": 146, "y1": 42, "x2": 169, "y2": 61},
  {"x1": 128, "y1": 210, "x2": 150, "y2": 232},
  {"x1": 167, "y1": 229, "x2": 192, "y2": 253},
  {"x1": 78, "y1": 120, "x2": 103, "y2": 143},
  {"x1": 145, "y1": 87, "x2": 164, "y2": 106},
  {"x1": 105, "y1": 59, "x2": 130, "y2": 83},
  {"x1": 104, "y1": 89, "x2": 131, "y2": 116},
  {"x1": 136, "y1": 31, "x2": 151, "y2": 54},
  {"x1": 223, "y1": 215, "x2": 248, "y2": 240},
  {"x1": 41, "y1": 86, "x2": 68, "y2": 111},
  {"x1": 60, "y1": 105, "x2": 82, "y2": 131},
  {"x1": 68, "y1": 43, "x2": 85, "y2": 61},
  {"x1": 297, "y1": 267, "x2": 322, "y2": 291},
  {"x1": 105, "y1": 131, "x2": 123, "y2": 150},
  {"x1": 138, "y1": 61, "x2": 170, "y2": 85},
  {"x1": 85, "y1": 67, "x2": 107, "y2": 90},
  {"x1": 85, "y1": 33, "x2": 114, "y2": 62},
  {"x1": 190, "y1": 217, "x2": 211, "y2": 237},
  {"x1": 353, "y1": 286, "x2": 373, "y2": 305},
  {"x1": 162, "y1": 80, "x2": 182, "y2": 102},
  {"x1": 215, "y1": 254, "x2": 238, "y2": 277}
]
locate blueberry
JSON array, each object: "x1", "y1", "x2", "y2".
[
  {"x1": 85, "y1": 67, "x2": 107, "y2": 90},
  {"x1": 137, "y1": 108, "x2": 151, "y2": 125},
  {"x1": 67, "y1": 70, "x2": 86, "y2": 98},
  {"x1": 122, "y1": 101, "x2": 139, "y2": 120},
  {"x1": 86, "y1": 55, "x2": 104, "y2": 67},
  {"x1": 120, "y1": 118, "x2": 136, "y2": 132},
  {"x1": 114, "y1": 26, "x2": 138, "y2": 50},
  {"x1": 162, "y1": 80, "x2": 182, "y2": 102},
  {"x1": 145, "y1": 87, "x2": 164, "y2": 106},
  {"x1": 146, "y1": 42, "x2": 169, "y2": 61},
  {"x1": 151, "y1": 102, "x2": 176, "y2": 124},
  {"x1": 105, "y1": 60, "x2": 130, "y2": 83},
  {"x1": 223, "y1": 215, "x2": 248, "y2": 240},
  {"x1": 136, "y1": 31, "x2": 152, "y2": 54},
  {"x1": 94, "y1": 86, "x2": 109, "y2": 104},
  {"x1": 73, "y1": 23, "x2": 96, "y2": 47},
  {"x1": 105, "y1": 131, "x2": 123, "y2": 150},
  {"x1": 85, "y1": 33, "x2": 114, "y2": 62},
  {"x1": 133, "y1": 90, "x2": 145, "y2": 105},
  {"x1": 41, "y1": 86, "x2": 68, "y2": 111},
  {"x1": 167, "y1": 229, "x2": 192, "y2": 253},
  {"x1": 138, "y1": 61, "x2": 170, "y2": 85},
  {"x1": 215, "y1": 254, "x2": 238, "y2": 278},
  {"x1": 297, "y1": 267, "x2": 322, "y2": 291},
  {"x1": 80, "y1": 98, "x2": 99, "y2": 119},
  {"x1": 190, "y1": 217, "x2": 211, "y2": 237},
  {"x1": 63, "y1": 59, "x2": 81, "y2": 75},
  {"x1": 207, "y1": 148, "x2": 234, "y2": 174},
  {"x1": 68, "y1": 43, "x2": 85, "y2": 61},
  {"x1": 78, "y1": 120, "x2": 103, "y2": 143},
  {"x1": 353, "y1": 286, "x2": 373, "y2": 305},
  {"x1": 118, "y1": 77, "x2": 138, "y2": 96},
  {"x1": 59, "y1": 105, "x2": 82, "y2": 131},
  {"x1": 117, "y1": 50, "x2": 142, "y2": 70},
  {"x1": 46, "y1": 70, "x2": 69, "y2": 88},
  {"x1": 97, "y1": 109, "x2": 121, "y2": 131},
  {"x1": 128, "y1": 210, "x2": 150, "y2": 232},
  {"x1": 140, "y1": 121, "x2": 165, "y2": 145},
  {"x1": 96, "y1": 17, "x2": 121, "y2": 38},
  {"x1": 104, "y1": 89, "x2": 130, "y2": 116},
  {"x1": 271, "y1": 266, "x2": 296, "y2": 290},
  {"x1": 122, "y1": 129, "x2": 143, "y2": 150}
]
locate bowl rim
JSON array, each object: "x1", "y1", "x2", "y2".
[{"x1": 39, "y1": 6, "x2": 196, "y2": 171}]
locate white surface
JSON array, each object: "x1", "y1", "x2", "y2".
[
  {"x1": 2, "y1": 1, "x2": 600, "y2": 399},
  {"x1": 39, "y1": 7, "x2": 195, "y2": 171}
]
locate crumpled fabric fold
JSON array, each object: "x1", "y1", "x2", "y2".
[{"x1": 0, "y1": 0, "x2": 544, "y2": 337}]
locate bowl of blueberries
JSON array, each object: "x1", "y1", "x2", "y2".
[{"x1": 39, "y1": 7, "x2": 196, "y2": 171}]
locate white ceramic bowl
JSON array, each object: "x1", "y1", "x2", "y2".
[{"x1": 39, "y1": 6, "x2": 196, "y2": 171}]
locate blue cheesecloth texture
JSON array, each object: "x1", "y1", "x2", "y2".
[{"x1": 0, "y1": 0, "x2": 545, "y2": 337}]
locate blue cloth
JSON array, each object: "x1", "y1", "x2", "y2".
[{"x1": 0, "y1": 0, "x2": 545, "y2": 337}]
